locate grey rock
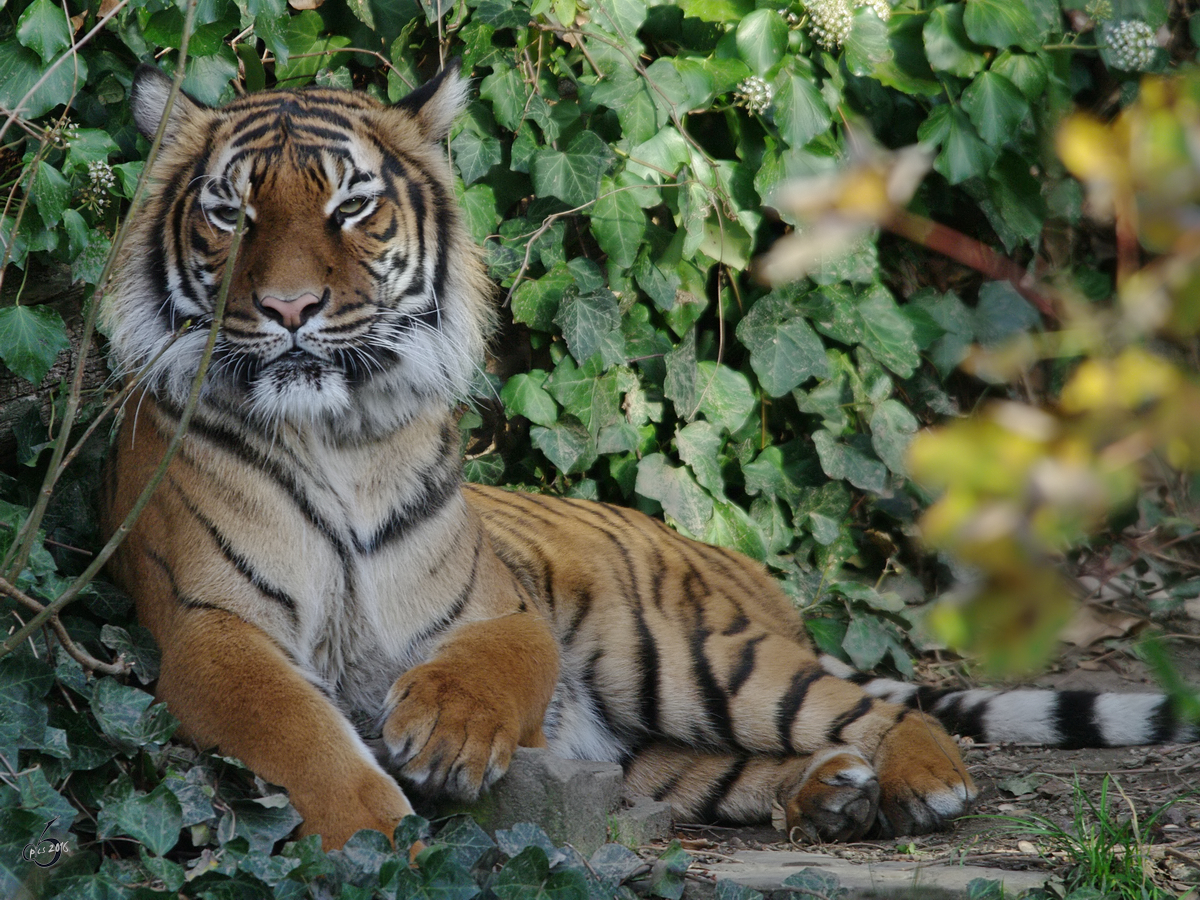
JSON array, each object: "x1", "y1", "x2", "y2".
[
  {"x1": 609, "y1": 796, "x2": 674, "y2": 847},
  {"x1": 451, "y1": 747, "x2": 623, "y2": 855}
]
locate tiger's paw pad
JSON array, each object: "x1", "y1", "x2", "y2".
[
  {"x1": 873, "y1": 713, "x2": 978, "y2": 837},
  {"x1": 381, "y1": 664, "x2": 520, "y2": 801},
  {"x1": 785, "y1": 749, "x2": 880, "y2": 843}
]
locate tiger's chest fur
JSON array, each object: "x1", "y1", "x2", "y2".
[{"x1": 119, "y1": 398, "x2": 487, "y2": 719}]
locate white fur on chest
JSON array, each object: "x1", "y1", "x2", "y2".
[{"x1": 193, "y1": 415, "x2": 468, "y2": 718}]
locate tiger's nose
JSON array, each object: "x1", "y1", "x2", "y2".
[{"x1": 258, "y1": 291, "x2": 323, "y2": 331}]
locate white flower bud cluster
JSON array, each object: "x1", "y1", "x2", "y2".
[
  {"x1": 805, "y1": 0, "x2": 854, "y2": 51},
  {"x1": 81, "y1": 160, "x2": 117, "y2": 212},
  {"x1": 735, "y1": 76, "x2": 774, "y2": 114},
  {"x1": 861, "y1": 0, "x2": 891, "y2": 22},
  {"x1": 1104, "y1": 19, "x2": 1158, "y2": 71},
  {"x1": 46, "y1": 117, "x2": 79, "y2": 149}
]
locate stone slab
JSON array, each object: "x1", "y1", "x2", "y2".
[{"x1": 691, "y1": 850, "x2": 1051, "y2": 899}]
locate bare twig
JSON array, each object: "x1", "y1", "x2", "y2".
[{"x1": 0, "y1": 577, "x2": 130, "y2": 676}]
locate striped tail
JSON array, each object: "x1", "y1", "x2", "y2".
[{"x1": 820, "y1": 655, "x2": 1199, "y2": 748}]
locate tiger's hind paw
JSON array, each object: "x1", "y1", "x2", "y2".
[
  {"x1": 784, "y1": 749, "x2": 880, "y2": 843},
  {"x1": 872, "y1": 712, "x2": 978, "y2": 837}
]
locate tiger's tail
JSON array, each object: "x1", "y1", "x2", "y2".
[{"x1": 820, "y1": 655, "x2": 1199, "y2": 748}]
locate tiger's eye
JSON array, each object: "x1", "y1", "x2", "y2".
[
  {"x1": 337, "y1": 196, "x2": 367, "y2": 216},
  {"x1": 209, "y1": 206, "x2": 241, "y2": 227}
]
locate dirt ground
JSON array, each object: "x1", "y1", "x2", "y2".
[{"x1": 663, "y1": 637, "x2": 1200, "y2": 897}]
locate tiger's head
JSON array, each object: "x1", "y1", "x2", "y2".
[{"x1": 103, "y1": 63, "x2": 493, "y2": 435}]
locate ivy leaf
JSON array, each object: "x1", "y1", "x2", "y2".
[
  {"x1": 531, "y1": 131, "x2": 612, "y2": 208},
  {"x1": 592, "y1": 0, "x2": 649, "y2": 36},
  {"x1": 870, "y1": 400, "x2": 919, "y2": 476},
  {"x1": 512, "y1": 264, "x2": 573, "y2": 332},
  {"x1": 182, "y1": 50, "x2": 240, "y2": 106},
  {"x1": 591, "y1": 179, "x2": 646, "y2": 269},
  {"x1": 783, "y1": 868, "x2": 846, "y2": 899},
  {"x1": 31, "y1": 163, "x2": 70, "y2": 229},
  {"x1": 633, "y1": 248, "x2": 681, "y2": 310},
  {"x1": 545, "y1": 357, "x2": 622, "y2": 434},
  {"x1": 99, "y1": 624, "x2": 161, "y2": 685},
  {"x1": 771, "y1": 71, "x2": 832, "y2": 150},
  {"x1": 843, "y1": 5, "x2": 894, "y2": 77},
  {"x1": 459, "y1": 183, "x2": 500, "y2": 244},
  {"x1": 89, "y1": 677, "x2": 178, "y2": 753},
  {"x1": 704, "y1": 501, "x2": 767, "y2": 561},
  {"x1": 636, "y1": 454, "x2": 713, "y2": 535},
  {"x1": 272, "y1": 11, "x2": 351, "y2": 85},
  {"x1": 920, "y1": 106, "x2": 997, "y2": 185},
  {"x1": 991, "y1": 50, "x2": 1049, "y2": 101},
  {"x1": 813, "y1": 430, "x2": 888, "y2": 493},
  {"x1": 554, "y1": 287, "x2": 621, "y2": 364},
  {"x1": 0, "y1": 655, "x2": 54, "y2": 761},
  {"x1": 856, "y1": 286, "x2": 920, "y2": 378},
  {"x1": 0, "y1": 41, "x2": 87, "y2": 119},
  {"x1": 432, "y1": 816, "x2": 495, "y2": 871},
  {"x1": 650, "y1": 841, "x2": 692, "y2": 900},
  {"x1": 644, "y1": 57, "x2": 693, "y2": 122},
  {"x1": 479, "y1": 64, "x2": 527, "y2": 131},
  {"x1": 16, "y1": 0, "x2": 73, "y2": 65},
  {"x1": 735, "y1": 9, "x2": 788, "y2": 75},
  {"x1": 452, "y1": 129, "x2": 503, "y2": 186},
  {"x1": 100, "y1": 782, "x2": 184, "y2": 857},
  {"x1": 493, "y1": 845, "x2": 587, "y2": 900},
  {"x1": 961, "y1": 71, "x2": 1029, "y2": 147},
  {"x1": 676, "y1": 421, "x2": 726, "y2": 500},
  {"x1": 501, "y1": 372, "x2": 559, "y2": 427},
  {"x1": 531, "y1": 421, "x2": 596, "y2": 474},
  {"x1": 963, "y1": 0, "x2": 1041, "y2": 51},
  {"x1": 223, "y1": 797, "x2": 303, "y2": 855},
  {"x1": 987, "y1": 151, "x2": 1046, "y2": 248},
  {"x1": 663, "y1": 330, "x2": 698, "y2": 416},
  {"x1": 694, "y1": 362, "x2": 755, "y2": 435},
  {"x1": 0, "y1": 305, "x2": 70, "y2": 386},
  {"x1": 922, "y1": 4, "x2": 986, "y2": 77},
  {"x1": 626, "y1": 127, "x2": 691, "y2": 182},
  {"x1": 15, "y1": 766, "x2": 76, "y2": 827},
  {"x1": 736, "y1": 293, "x2": 830, "y2": 397}
]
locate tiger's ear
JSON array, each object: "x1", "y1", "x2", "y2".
[
  {"x1": 130, "y1": 64, "x2": 206, "y2": 144},
  {"x1": 393, "y1": 59, "x2": 470, "y2": 143}
]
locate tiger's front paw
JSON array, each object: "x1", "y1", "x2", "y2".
[
  {"x1": 381, "y1": 661, "x2": 522, "y2": 800},
  {"x1": 785, "y1": 749, "x2": 880, "y2": 842},
  {"x1": 872, "y1": 712, "x2": 977, "y2": 837}
]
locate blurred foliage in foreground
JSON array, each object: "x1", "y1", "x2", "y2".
[{"x1": 905, "y1": 69, "x2": 1200, "y2": 682}]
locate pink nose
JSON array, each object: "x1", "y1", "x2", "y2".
[{"x1": 259, "y1": 292, "x2": 322, "y2": 330}]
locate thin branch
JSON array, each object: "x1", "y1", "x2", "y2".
[
  {"x1": 0, "y1": 577, "x2": 130, "y2": 676},
  {"x1": 885, "y1": 209, "x2": 1058, "y2": 322}
]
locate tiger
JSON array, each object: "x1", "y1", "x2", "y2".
[{"x1": 100, "y1": 61, "x2": 1198, "y2": 852}]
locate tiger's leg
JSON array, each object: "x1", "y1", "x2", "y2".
[
  {"x1": 624, "y1": 742, "x2": 880, "y2": 842},
  {"x1": 381, "y1": 608, "x2": 559, "y2": 801},
  {"x1": 157, "y1": 609, "x2": 414, "y2": 850},
  {"x1": 614, "y1": 631, "x2": 977, "y2": 836}
]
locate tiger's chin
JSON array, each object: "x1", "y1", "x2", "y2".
[{"x1": 247, "y1": 357, "x2": 353, "y2": 425}]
